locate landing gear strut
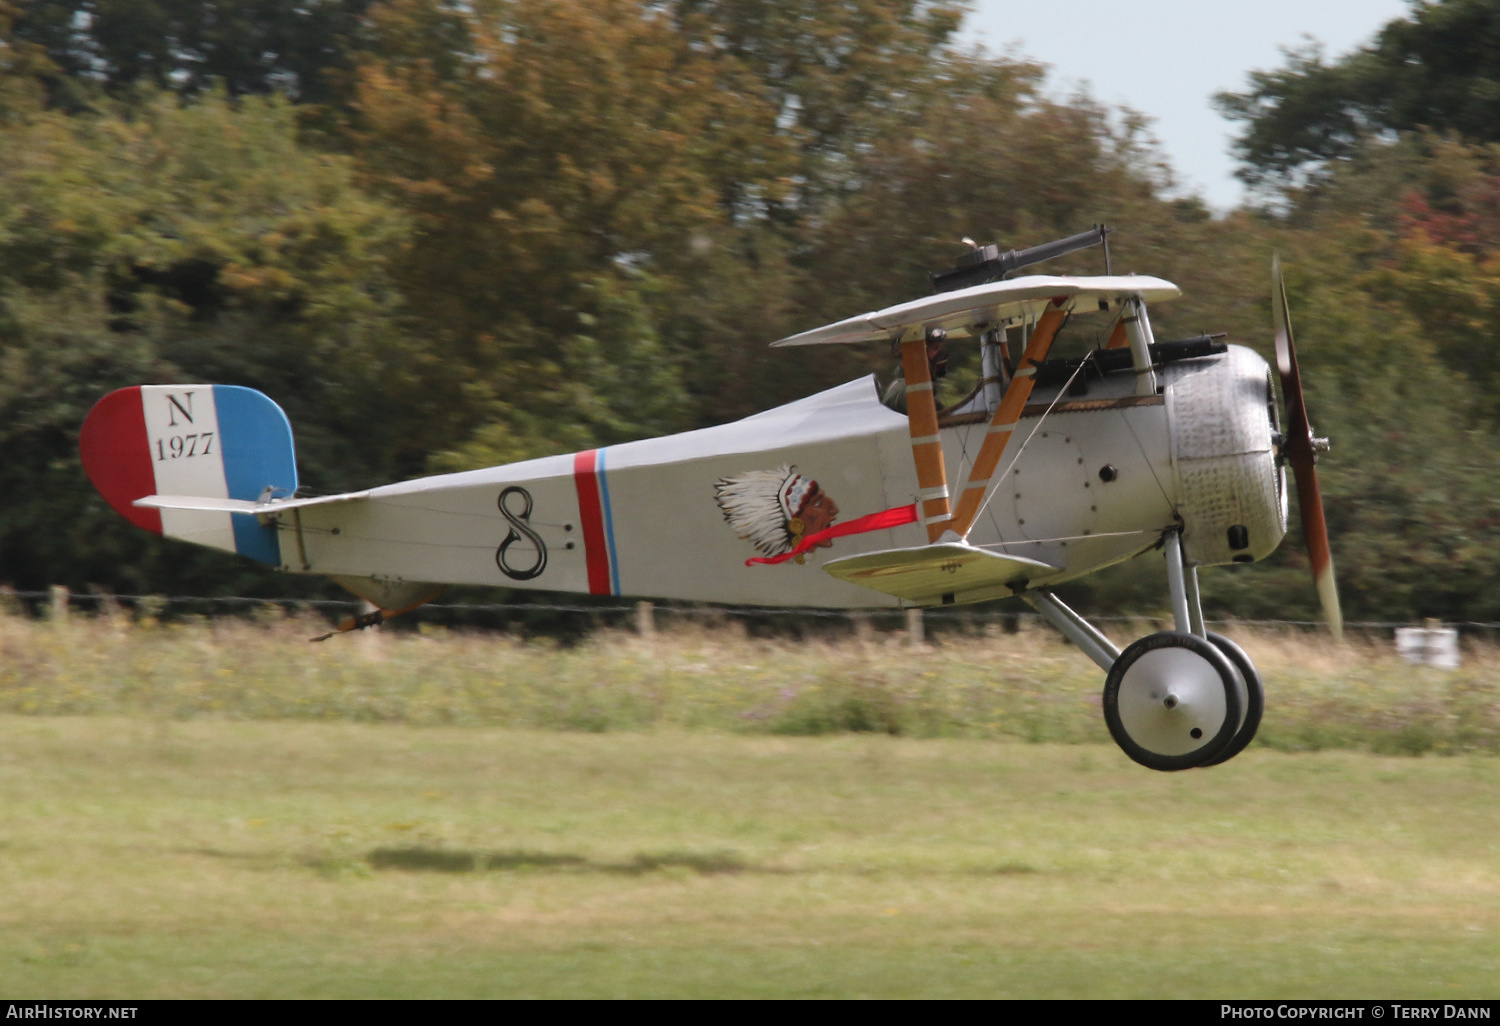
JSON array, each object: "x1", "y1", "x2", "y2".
[{"x1": 1024, "y1": 530, "x2": 1264, "y2": 770}]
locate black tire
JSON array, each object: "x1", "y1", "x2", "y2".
[
  {"x1": 1198, "y1": 632, "x2": 1265, "y2": 767},
  {"x1": 1103, "y1": 631, "x2": 1242, "y2": 772}
]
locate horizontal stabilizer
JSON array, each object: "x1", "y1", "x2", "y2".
[
  {"x1": 822, "y1": 542, "x2": 1057, "y2": 603},
  {"x1": 134, "y1": 491, "x2": 371, "y2": 515}
]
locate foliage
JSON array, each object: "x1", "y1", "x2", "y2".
[
  {"x1": 667, "y1": 0, "x2": 970, "y2": 216},
  {"x1": 3, "y1": 0, "x2": 1500, "y2": 623},
  {"x1": 342, "y1": 0, "x2": 784, "y2": 452},
  {"x1": 0, "y1": 89, "x2": 417, "y2": 593},
  {"x1": 1217, "y1": 0, "x2": 1500, "y2": 188},
  {"x1": 8, "y1": 0, "x2": 375, "y2": 106},
  {"x1": 341, "y1": 0, "x2": 1188, "y2": 432},
  {"x1": 1245, "y1": 137, "x2": 1500, "y2": 623}
]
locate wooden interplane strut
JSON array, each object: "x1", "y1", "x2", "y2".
[
  {"x1": 947, "y1": 298, "x2": 1070, "y2": 539},
  {"x1": 901, "y1": 336, "x2": 953, "y2": 543},
  {"x1": 1104, "y1": 317, "x2": 1129, "y2": 350}
]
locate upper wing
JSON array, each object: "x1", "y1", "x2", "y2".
[{"x1": 771, "y1": 274, "x2": 1180, "y2": 347}]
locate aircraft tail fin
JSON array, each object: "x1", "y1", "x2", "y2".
[{"x1": 80, "y1": 385, "x2": 298, "y2": 566}]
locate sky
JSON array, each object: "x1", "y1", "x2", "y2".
[{"x1": 961, "y1": 0, "x2": 1413, "y2": 210}]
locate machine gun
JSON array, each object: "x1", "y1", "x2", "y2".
[{"x1": 929, "y1": 224, "x2": 1112, "y2": 294}]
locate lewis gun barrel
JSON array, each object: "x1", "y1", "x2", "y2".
[{"x1": 930, "y1": 224, "x2": 1111, "y2": 294}]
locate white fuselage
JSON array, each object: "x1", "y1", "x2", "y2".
[{"x1": 275, "y1": 345, "x2": 1284, "y2": 609}]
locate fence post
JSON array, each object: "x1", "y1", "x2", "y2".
[
  {"x1": 636, "y1": 600, "x2": 655, "y2": 639},
  {"x1": 905, "y1": 607, "x2": 925, "y2": 647},
  {"x1": 49, "y1": 584, "x2": 70, "y2": 624},
  {"x1": 849, "y1": 611, "x2": 874, "y2": 644},
  {"x1": 92, "y1": 587, "x2": 124, "y2": 625}
]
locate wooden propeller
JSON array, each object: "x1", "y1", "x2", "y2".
[{"x1": 1272, "y1": 255, "x2": 1343, "y2": 639}]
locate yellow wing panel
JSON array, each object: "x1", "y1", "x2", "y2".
[{"x1": 821, "y1": 543, "x2": 1057, "y2": 604}]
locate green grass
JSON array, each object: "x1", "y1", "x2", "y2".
[
  {"x1": 3, "y1": 718, "x2": 1499, "y2": 998},
  {"x1": 3, "y1": 613, "x2": 1499, "y2": 997}
]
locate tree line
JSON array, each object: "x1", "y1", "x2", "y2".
[{"x1": 3, "y1": 0, "x2": 1500, "y2": 625}]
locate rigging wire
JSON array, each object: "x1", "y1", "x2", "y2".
[
  {"x1": 968, "y1": 351, "x2": 1098, "y2": 533},
  {"x1": 1120, "y1": 403, "x2": 1176, "y2": 515},
  {"x1": 975, "y1": 528, "x2": 1153, "y2": 549}
]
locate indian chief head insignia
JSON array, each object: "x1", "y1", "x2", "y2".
[{"x1": 714, "y1": 464, "x2": 840, "y2": 562}]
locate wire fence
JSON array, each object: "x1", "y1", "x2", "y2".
[{"x1": 6, "y1": 586, "x2": 1498, "y2": 638}]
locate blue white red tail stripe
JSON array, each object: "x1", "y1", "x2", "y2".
[{"x1": 80, "y1": 385, "x2": 297, "y2": 565}]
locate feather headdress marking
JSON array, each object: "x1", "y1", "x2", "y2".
[{"x1": 714, "y1": 464, "x2": 816, "y2": 557}]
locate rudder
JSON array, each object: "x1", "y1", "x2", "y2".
[{"x1": 80, "y1": 385, "x2": 298, "y2": 565}]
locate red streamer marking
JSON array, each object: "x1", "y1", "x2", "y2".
[
  {"x1": 572, "y1": 450, "x2": 612, "y2": 595},
  {"x1": 746, "y1": 503, "x2": 919, "y2": 566}
]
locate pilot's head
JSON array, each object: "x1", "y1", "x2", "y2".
[{"x1": 926, "y1": 327, "x2": 949, "y2": 378}]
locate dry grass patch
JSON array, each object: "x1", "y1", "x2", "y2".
[{"x1": 2, "y1": 610, "x2": 1499, "y2": 755}]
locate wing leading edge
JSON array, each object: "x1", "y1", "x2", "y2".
[{"x1": 771, "y1": 274, "x2": 1180, "y2": 348}]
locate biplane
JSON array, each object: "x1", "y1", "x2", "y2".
[{"x1": 79, "y1": 226, "x2": 1340, "y2": 771}]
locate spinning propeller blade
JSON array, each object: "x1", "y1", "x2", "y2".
[{"x1": 1272, "y1": 256, "x2": 1343, "y2": 639}]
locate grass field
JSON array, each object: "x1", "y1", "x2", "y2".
[{"x1": 2, "y1": 614, "x2": 1499, "y2": 997}]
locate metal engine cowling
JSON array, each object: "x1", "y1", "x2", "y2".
[{"x1": 1164, "y1": 344, "x2": 1287, "y2": 566}]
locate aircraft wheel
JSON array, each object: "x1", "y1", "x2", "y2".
[
  {"x1": 1198, "y1": 632, "x2": 1265, "y2": 767},
  {"x1": 1103, "y1": 631, "x2": 1241, "y2": 771}
]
